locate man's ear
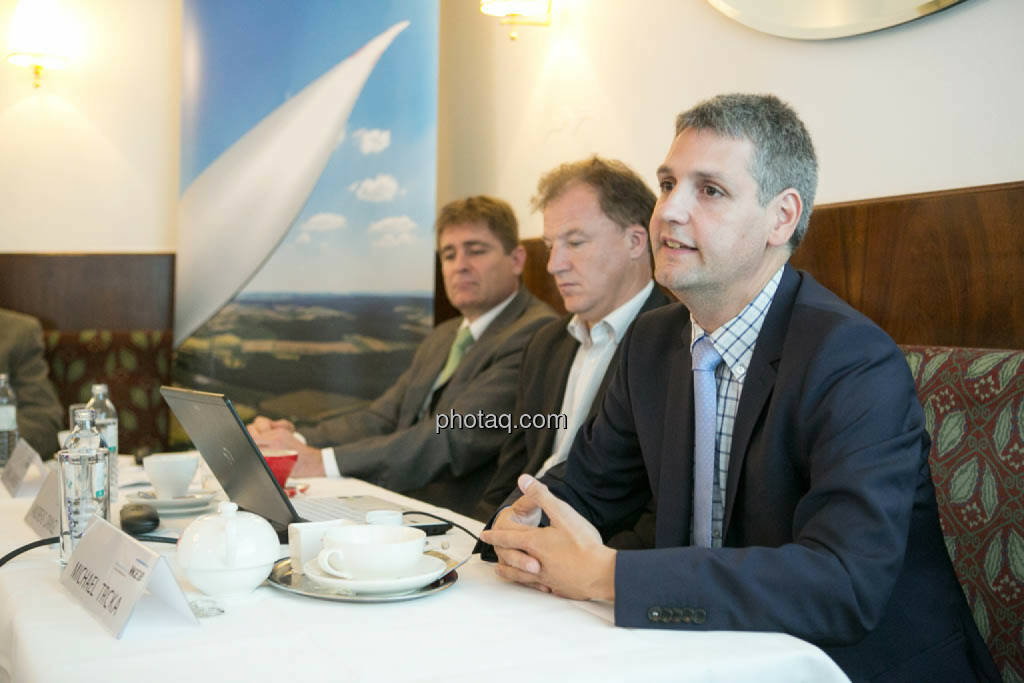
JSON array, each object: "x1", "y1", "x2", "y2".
[
  {"x1": 510, "y1": 244, "x2": 527, "y2": 275},
  {"x1": 624, "y1": 224, "x2": 649, "y2": 259},
  {"x1": 767, "y1": 188, "x2": 802, "y2": 247}
]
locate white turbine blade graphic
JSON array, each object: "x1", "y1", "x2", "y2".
[{"x1": 175, "y1": 21, "x2": 409, "y2": 347}]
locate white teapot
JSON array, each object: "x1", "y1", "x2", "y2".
[{"x1": 177, "y1": 501, "x2": 281, "y2": 597}]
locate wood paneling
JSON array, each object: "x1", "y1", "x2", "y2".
[
  {"x1": 432, "y1": 181, "x2": 1024, "y2": 347},
  {"x1": 0, "y1": 253, "x2": 174, "y2": 330},
  {"x1": 791, "y1": 181, "x2": 1023, "y2": 348},
  {"x1": 520, "y1": 239, "x2": 566, "y2": 315}
]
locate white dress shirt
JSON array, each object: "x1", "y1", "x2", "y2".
[
  {"x1": 320, "y1": 289, "x2": 519, "y2": 477},
  {"x1": 535, "y1": 281, "x2": 655, "y2": 478}
]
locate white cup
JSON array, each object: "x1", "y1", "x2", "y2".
[
  {"x1": 317, "y1": 524, "x2": 425, "y2": 579},
  {"x1": 143, "y1": 453, "x2": 199, "y2": 499},
  {"x1": 365, "y1": 509, "x2": 403, "y2": 526}
]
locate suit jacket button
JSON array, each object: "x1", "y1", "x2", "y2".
[
  {"x1": 694, "y1": 608, "x2": 707, "y2": 624},
  {"x1": 647, "y1": 607, "x2": 662, "y2": 622}
]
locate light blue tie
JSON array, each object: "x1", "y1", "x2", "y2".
[{"x1": 691, "y1": 335, "x2": 721, "y2": 548}]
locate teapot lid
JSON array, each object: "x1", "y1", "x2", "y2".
[{"x1": 177, "y1": 500, "x2": 280, "y2": 570}]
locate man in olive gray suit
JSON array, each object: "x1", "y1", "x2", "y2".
[
  {"x1": 0, "y1": 308, "x2": 64, "y2": 459},
  {"x1": 250, "y1": 196, "x2": 555, "y2": 516}
]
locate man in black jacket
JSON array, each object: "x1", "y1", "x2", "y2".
[{"x1": 475, "y1": 157, "x2": 670, "y2": 540}]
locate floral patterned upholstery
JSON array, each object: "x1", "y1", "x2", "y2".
[
  {"x1": 43, "y1": 330, "x2": 171, "y2": 455},
  {"x1": 902, "y1": 345, "x2": 1024, "y2": 681}
]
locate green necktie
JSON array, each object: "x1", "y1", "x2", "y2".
[{"x1": 436, "y1": 326, "x2": 474, "y2": 387}]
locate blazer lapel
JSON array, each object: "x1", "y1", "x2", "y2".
[
  {"x1": 401, "y1": 321, "x2": 459, "y2": 425},
  {"x1": 722, "y1": 266, "x2": 799, "y2": 532},
  {"x1": 655, "y1": 322, "x2": 695, "y2": 547},
  {"x1": 449, "y1": 287, "x2": 529, "y2": 380},
  {"x1": 526, "y1": 331, "x2": 578, "y2": 473}
]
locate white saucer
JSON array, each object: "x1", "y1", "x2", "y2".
[
  {"x1": 302, "y1": 554, "x2": 448, "y2": 596},
  {"x1": 158, "y1": 501, "x2": 217, "y2": 516},
  {"x1": 127, "y1": 489, "x2": 218, "y2": 510}
]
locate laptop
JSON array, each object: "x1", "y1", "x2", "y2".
[{"x1": 159, "y1": 386, "x2": 451, "y2": 538}]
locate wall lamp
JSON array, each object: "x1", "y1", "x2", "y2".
[
  {"x1": 480, "y1": 0, "x2": 551, "y2": 40},
  {"x1": 6, "y1": 0, "x2": 71, "y2": 88}
]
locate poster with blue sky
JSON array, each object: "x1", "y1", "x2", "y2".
[{"x1": 175, "y1": 1, "x2": 438, "y2": 426}]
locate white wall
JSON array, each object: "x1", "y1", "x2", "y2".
[
  {"x1": 1, "y1": 1, "x2": 1020, "y2": 252},
  {"x1": 439, "y1": 0, "x2": 1024, "y2": 238},
  {"x1": 0, "y1": 0, "x2": 180, "y2": 253}
]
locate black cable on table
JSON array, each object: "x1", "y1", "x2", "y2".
[
  {"x1": 0, "y1": 535, "x2": 179, "y2": 568},
  {"x1": 0, "y1": 537, "x2": 57, "y2": 568},
  {"x1": 403, "y1": 510, "x2": 479, "y2": 542}
]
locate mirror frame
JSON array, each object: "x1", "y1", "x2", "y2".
[{"x1": 706, "y1": 0, "x2": 969, "y2": 40}]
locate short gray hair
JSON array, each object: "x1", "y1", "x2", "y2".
[{"x1": 675, "y1": 93, "x2": 818, "y2": 248}]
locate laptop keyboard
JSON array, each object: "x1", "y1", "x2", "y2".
[{"x1": 292, "y1": 495, "x2": 407, "y2": 523}]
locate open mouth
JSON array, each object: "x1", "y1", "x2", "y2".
[{"x1": 661, "y1": 237, "x2": 696, "y2": 251}]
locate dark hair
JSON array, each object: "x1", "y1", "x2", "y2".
[
  {"x1": 531, "y1": 156, "x2": 656, "y2": 232},
  {"x1": 435, "y1": 195, "x2": 519, "y2": 253},
  {"x1": 676, "y1": 93, "x2": 818, "y2": 248}
]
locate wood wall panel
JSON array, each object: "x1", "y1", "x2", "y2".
[
  {"x1": 432, "y1": 181, "x2": 1023, "y2": 347},
  {"x1": 0, "y1": 253, "x2": 174, "y2": 331},
  {"x1": 791, "y1": 181, "x2": 1023, "y2": 349}
]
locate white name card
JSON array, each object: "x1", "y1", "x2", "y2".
[
  {"x1": 24, "y1": 468, "x2": 61, "y2": 538},
  {"x1": 1, "y1": 438, "x2": 46, "y2": 496},
  {"x1": 60, "y1": 516, "x2": 198, "y2": 638}
]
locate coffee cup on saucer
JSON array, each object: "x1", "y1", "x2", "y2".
[
  {"x1": 365, "y1": 509, "x2": 403, "y2": 526},
  {"x1": 317, "y1": 524, "x2": 425, "y2": 579},
  {"x1": 143, "y1": 452, "x2": 199, "y2": 499}
]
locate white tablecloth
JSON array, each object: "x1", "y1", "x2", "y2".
[{"x1": 0, "y1": 465, "x2": 850, "y2": 683}]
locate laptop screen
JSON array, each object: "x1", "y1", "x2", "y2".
[{"x1": 159, "y1": 386, "x2": 299, "y2": 532}]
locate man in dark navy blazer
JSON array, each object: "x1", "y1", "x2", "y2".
[{"x1": 480, "y1": 94, "x2": 998, "y2": 682}]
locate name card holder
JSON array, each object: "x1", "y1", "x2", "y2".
[
  {"x1": 60, "y1": 517, "x2": 199, "y2": 638},
  {"x1": 1, "y1": 439, "x2": 46, "y2": 497},
  {"x1": 23, "y1": 468, "x2": 61, "y2": 538}
]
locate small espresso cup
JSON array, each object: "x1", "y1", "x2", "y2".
[
  {"x1": 365, "y1": 509, "x2": 403, "y2": 526},
  {"x1": 143, "y1": 453, "x2": 199, "y2": 499},
  {"x1": 317, "y1": 524, "x2": 425, "y2": 579}
]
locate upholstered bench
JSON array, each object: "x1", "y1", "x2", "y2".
[
  {"x1": 44, "y1": 329, "x2": 172, "y2": 455},
  {"x1": 903, "y1": 345, "x2": 1024, "y2": 681}
]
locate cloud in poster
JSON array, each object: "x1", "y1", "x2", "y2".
[
  {"x1": 300, "y1": 212, "x2": 348, "y2": 232},
  {"x1": 293, "y1": 212, "x2": 346, "y2": 246},
  {"x1": 369, "y1": 215, "x2": 417, "y2": 247},
  {"x1": 349, "y1": 173, "x2": 402, "y2": 202},
  {"x1": 352, "y1": 128, "x2": 390, "y2": 154}
]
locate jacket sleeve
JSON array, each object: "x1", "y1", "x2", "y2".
[
  {"x1": 327, "y1": 311, "x2": 551, "y2": 494},
  {"x1": 472, "y1": 327, "x2": 545, "y2": 521},
  {"x1": 7, "y1": 317, "x2": 64, "y2": 458},
  {"x1": 300, "y1": 362, "x2": 416, "y2": 447}
]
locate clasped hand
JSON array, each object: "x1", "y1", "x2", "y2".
[
  {"x1": 480, "y1": 474, "x2": 616, "y2": 602},
  {"x1": 246, "y1": 416, "x2": 325, "y2": 477}
]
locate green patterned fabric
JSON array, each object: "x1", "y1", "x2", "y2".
[
  {"x1": 902, "y1": 345, "x2": 1024, "y2": 682},
  {"x1": 44, "y1": 329, "x2": 171, "y2": 455}
]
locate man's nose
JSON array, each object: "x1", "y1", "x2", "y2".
[
  {"x1": 547, "y1": 243, "x2": 568, "y2": 274},
  {"x1": 452, "y1": 249, "x2": 472, "y2": 270},
  {"x1": 655, "y1": 187, "x2": 692, "y2": 225}
]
